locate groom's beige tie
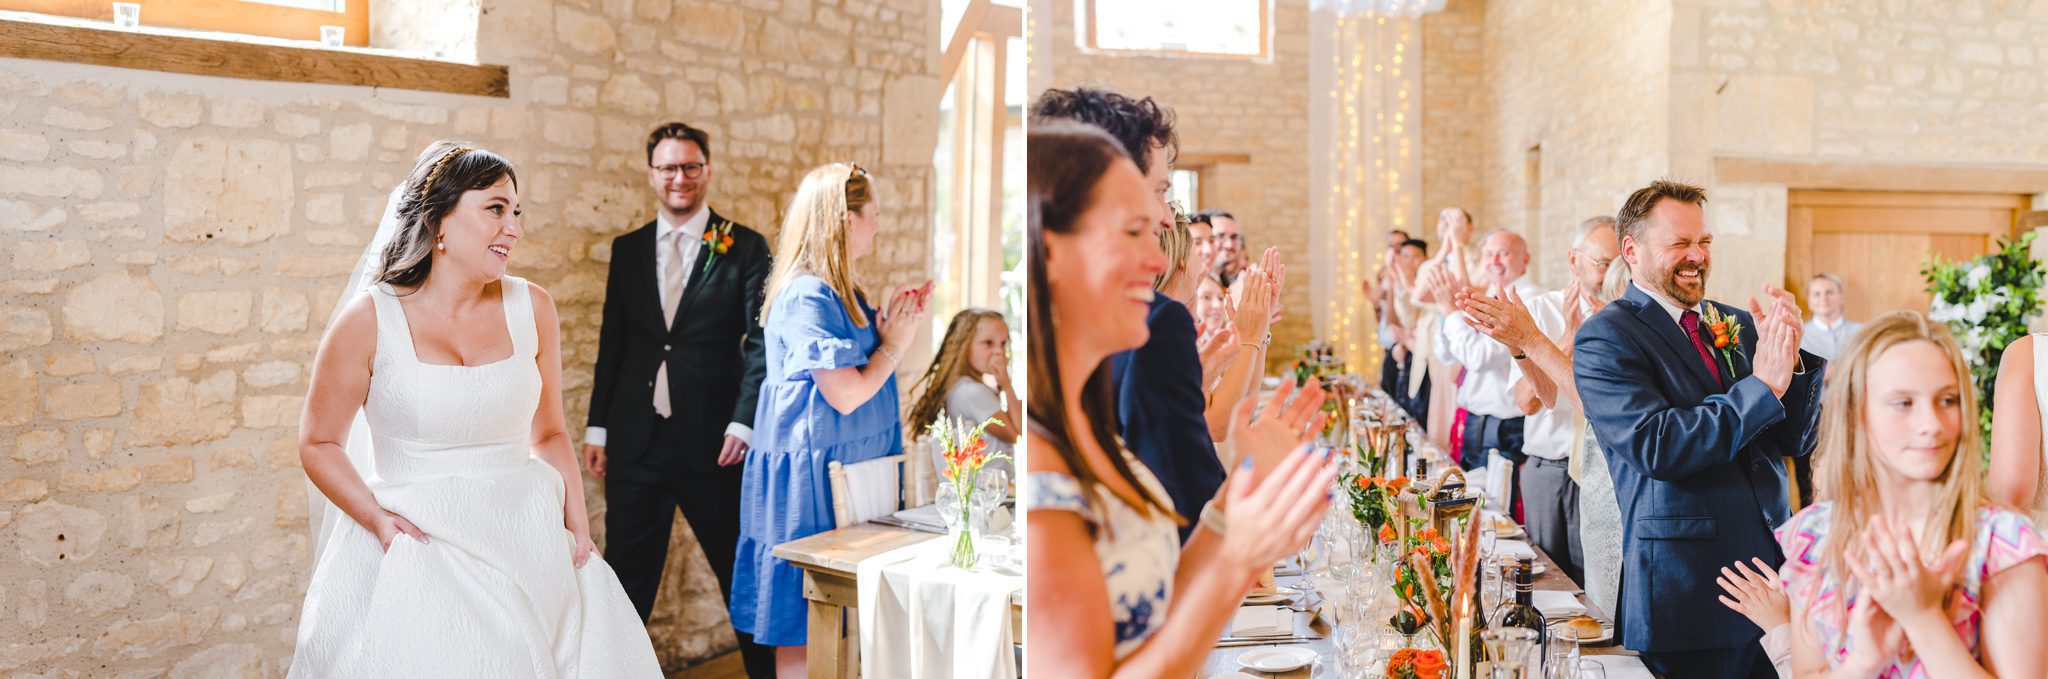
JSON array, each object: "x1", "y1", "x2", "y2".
[{"x1": 654, "y1": 229, "x2": 686, "y2": 418}]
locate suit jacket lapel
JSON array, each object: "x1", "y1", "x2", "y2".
[
  {"x1": 632, "y1": 222, "x2": 667, "y2": 332},
  {"x1": 669, "y1": 210, "x2": 725, "y2": 334},
  {"x1": 1624, "y1": 285, "x2": 1722, "y2": 394}
]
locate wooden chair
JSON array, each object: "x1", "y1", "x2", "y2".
[
  {"x1": 904, "y1": 436, "x2": 939, "y2": 507},
  {"x1": 828, "y1": 454, "x2": 905, "y2": 529}
]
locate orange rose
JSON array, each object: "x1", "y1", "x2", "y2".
[
  {"x1": 1412, "y1": 649, "x2": 1449, "y2": 679},
  {"x1": 1389, "y1": 648, "x2": 1418, "y2": 668},
  {"x1": 1431, "y1": 538, "x2": 1451, "y2": 554},
  {"x1": 1378, "y1": 524, "x2": 1397, "y2": 543},
  {"x1": 1709, "y1": 321, "x2": 1728, "y2": 335},
  {"x1": 1713, "y1": 334, "x2": 1730, "y2": 348},
  {"x1": 1388, "y1": 477, "x2": 1412, "y2": 493},
  {"x1": 1417, "y1": 528, "x2": 1440, "y2": 543}
]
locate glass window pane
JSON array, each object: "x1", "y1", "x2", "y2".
[
  {"x1": 1091, "y1": 0, "x2": 1264, "y2": 56},
  {"x1": 1169, "y1": 168, "x2": 1200, "y2": 213}
]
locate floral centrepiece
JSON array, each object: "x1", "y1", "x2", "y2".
[
  {"x1": 928, "y1": 412, "x2": 1010, "y2": 569},
  {"x1": 1923, "y1": 231, "x2": 2046, "y2": 444},
  {"x1": 1387, "y1": 648, "x2": 1448, "y2": 679}
]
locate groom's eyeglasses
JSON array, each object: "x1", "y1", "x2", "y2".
[{"x1": 652, "y1": 162, "x2": 707, "y2": 180}]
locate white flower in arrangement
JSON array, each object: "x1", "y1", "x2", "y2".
[
  {"x1": 1966, "y1": 263, "x2": 1993, "y2": 289},
  {"x1": 1965, "y1": 296, "x2": 1994, "y2": 324},
  {"x1": 1930, "y1": 299, "x2": 1964, "y2": 325}
]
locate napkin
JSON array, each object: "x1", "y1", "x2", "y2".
[
  {"x1": 1584, "y1": 654, "x2": 1655, "y2": 679},
  {"x1": 1495, "y1": 539, "x2": 1538, "y2": 561},
  {"x1": 1531, "y1": 590, "x2": 1587, "y2": 618},
  {"x1": 1229, "y1": 606, "x2": 1290, "y2": 638}
]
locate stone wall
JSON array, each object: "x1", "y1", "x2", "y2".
[
  {"x1": 1419, "y1": 0, "x2": 1487, "y2": 235},
  {"x1": 0, "y1": 0, "x2": 940, "y2": 675},
  {"x1": 1672, "y1": 0, "x2": 2048, "y2": 299},
  {"x1": 1045, "y1": 0, "x2": 1317, "y2": 361},
  {"x1": 1419, "y1": 0, "x2": 2048, "y2": 297}
]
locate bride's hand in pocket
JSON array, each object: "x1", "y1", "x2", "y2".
[
  {"x1": 571, "y1": 531, "x2": 598, "y2": 569},
  {"x1": 372, "y1": 510, "x2": 428, "y2": 552}
]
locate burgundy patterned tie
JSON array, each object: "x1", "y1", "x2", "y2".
[{"x1": 1680, "y1": 309, "x2": 1724, "y2": 389}]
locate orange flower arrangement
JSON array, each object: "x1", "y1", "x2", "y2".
[
  {"x1": 1378, "y1": 524, "x2": 1398, "y2": 543},
  {"x1": 699, "y1": 217, "x2": 736, "y2": 273},
  {"x1": 1700, "y1": 305, "x2": 1746, "y2": 377},
  {"x1": 1387, "y1": 648, "x2": 1448, "y2": 679}
]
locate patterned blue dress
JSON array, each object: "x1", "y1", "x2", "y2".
[{"x1": 730, "y1": 274, "x2": 902, "y2": 646}]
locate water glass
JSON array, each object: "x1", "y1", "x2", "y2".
[
  {"x1": 1572, "y1": 659, "x2": 1606, "y2": 679},
  {"x1": 320, "y1": 25, "x2": 346, "y2": 47}
]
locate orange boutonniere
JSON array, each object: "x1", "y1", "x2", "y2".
[
  {"x1": 700, "y1": 217, "x2": 735, "y2": 274},
  {"x1": 1701, "y1": 305, "x2": 1746, "y2": 377}
]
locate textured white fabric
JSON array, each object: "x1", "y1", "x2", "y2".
[
  {"x1": 857, "y1": 539, "x2": 1021, "y2": 679},
  {"x1": 290, "y1": 276, "x2": 660, "y2": 678}
]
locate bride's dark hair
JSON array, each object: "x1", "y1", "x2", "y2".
[{"x1": 377, "y1": 140, "x2": 519, "y2": 289}]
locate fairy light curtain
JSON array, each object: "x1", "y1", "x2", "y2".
[{"x1": 1308, "y1": 0, "x2": 1441, "y2": 374}]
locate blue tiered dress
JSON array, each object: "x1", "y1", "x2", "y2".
[{"x1": 730, "y1": 274, "x2": 902, "y2": 646}]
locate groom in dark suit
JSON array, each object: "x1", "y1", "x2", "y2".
[
  {"x1": 584, "y1": 122, "x2": 773, "y2": 677},
  {"x1": 1572, "y1": 180, "x2": 1823, "y2": 679}
]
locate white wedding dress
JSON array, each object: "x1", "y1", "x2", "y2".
[{"x1": 290, "y1": 276, "x2": 660, "y2": 678}]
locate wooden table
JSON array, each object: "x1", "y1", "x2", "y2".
[
  {"x1": 1201, "y1": 534, "x2": 1641, "y2": 678},
  {"x1": 772, "y1": 522, "x2": 1024, "y2": 679}
]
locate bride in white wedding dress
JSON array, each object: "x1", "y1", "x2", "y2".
[{"x1": 289, "y1": 141, "x2": 660, "y2": 677}]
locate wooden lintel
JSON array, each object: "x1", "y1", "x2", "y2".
[{"x1": 0, "y1": 17, "x2": 509, "y2": 98}]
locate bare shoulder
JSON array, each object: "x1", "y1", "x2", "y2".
[
  {"x1": 317, "y1": 290, "x2": 379, "y2": 366},
  {"x1": 2002, "y1": 334, "x2": 2035, "y2": 364},
  {"x1": 524, "y1": 280, "x2": 558, "y2": 318},
  {"x1": 1025, "y1": 429, "x2": 1072, "y2": 475}
]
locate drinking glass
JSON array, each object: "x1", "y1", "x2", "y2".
[
  {"x1": 111, "y1": 2, "x2": 139, "y2": 28},
  {"x1": 320, "y1": 25, "x2": 346, "y2": 47},
  {"x1": 1573, "y1": 659, "x2": 1606, "y2": 679}
]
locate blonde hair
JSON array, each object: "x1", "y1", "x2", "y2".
[
  {"x1": 760, "y1": 163, "x2": 873, "y2": 328},
  {"x1": 1154, "y1": 204, "x2": 1193, "y2": 291},
  {"x1": 907, "y1": 309, "x2": 1007, "y2": 436},
  {"x1": 1813, "y1": 310, "x2": 1985, "y2": 578}
]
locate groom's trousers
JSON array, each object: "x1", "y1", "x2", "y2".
[{"x1": 605, "y1": 415, "x2": 775, "y2": 678}]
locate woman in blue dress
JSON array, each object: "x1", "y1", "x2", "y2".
[{"x1": 731, "y1": 162, "x2": 928, "y2": 677}]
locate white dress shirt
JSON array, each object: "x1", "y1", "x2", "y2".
[
  {"x1": 1800, "y1": 316, "x2": 1861, "y2": 361},
  {"x1": 586, "y1": 206, "x2": 754, "y2": 448},
  {"x1": 1507, "y1": 289, "x2": 1592, "y2": 461},
  {"x1": 1436, "y1": 277, "x2": 1547, "y2": 419}
]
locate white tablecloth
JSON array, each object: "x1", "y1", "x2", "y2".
[{"x1": 857, "y1": 537, "x2": 1022, "y2": 679}]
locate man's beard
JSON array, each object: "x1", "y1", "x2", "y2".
[{"x1": 1658, "y1": 261, "x2": 1708, "y2": 306}]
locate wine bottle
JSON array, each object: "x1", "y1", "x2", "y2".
[{"x1": 1491, "y1": 557, "x2": 1548, "y2": 672}]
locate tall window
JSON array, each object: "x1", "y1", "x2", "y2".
[
  {"x1": 1084, "y1": 0, "x2": 1269, "y2": 59},
  {"x1": 1169, "y1": 168, "x2": 1202, "y2": 213},
  {"x1": 933, "y1": 1, "x2": 1024, "y2": 376}
]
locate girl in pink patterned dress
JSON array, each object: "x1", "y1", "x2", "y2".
[{"x1": 1775, "y1": 311, "x2": 2048, "y2": 678}]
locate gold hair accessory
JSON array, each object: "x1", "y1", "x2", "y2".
[{"x1": 420, "y1": 146, "x2": 473, "y2": 196}]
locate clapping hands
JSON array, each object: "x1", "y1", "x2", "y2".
[
  {"x1": 1747, "y1": 284, "x2": 1803, "y2": 397},
  {"x1": 1455, "y1": 284, "x2": 1542, "y2": 354}
]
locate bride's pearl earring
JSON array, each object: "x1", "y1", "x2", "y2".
[{"x1": 437, "y1": 240, "x2": 445, "y2": 251}]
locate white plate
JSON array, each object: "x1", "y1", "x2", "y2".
[
  {"x1": 1548, "y1": 621, "x2": 1615, "y2": 645},
  {"x1": 1242, "y1": 586, "x2": 1298, "y2": 605},
  {"x1": 1238, "y1": 646, "x2": 1317, "y2": 673},
  {"x1": 1209, "y1": 673, "x2": 1261, "y2": 679}
]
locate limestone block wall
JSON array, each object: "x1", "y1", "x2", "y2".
[
  {"x1": 0, "y1": 0, "x2": 940, "y2": 675},
  {"x1": 1672, "y1": 0, "x2": 2048, "y2": 300},
  {"x1": 1046, "y1": 0, "x2": 1316, "y2": 363},
  {"x1": 1420, "y1": 0, "x2": 1487, "y2": 237}
]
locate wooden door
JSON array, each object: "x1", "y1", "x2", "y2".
[{"x1": 1785, "y1": 191, "x2": 2030, "y2": 319}]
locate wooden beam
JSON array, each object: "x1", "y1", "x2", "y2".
[
  {"x1": 939, "y1": 0, "x2": 989, "y2": 85},
  {"x1": 0, "y1": 17, "x2": 509, "y2": 98},
  {"x1": 1718, "y1": 157, "x2": 2048, "y2": 195},
  {"x1": 1175, "y1": 152, "x2": 1253, "y2": 167}
]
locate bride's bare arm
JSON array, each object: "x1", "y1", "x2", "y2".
[
  {"x1": 300, "y1": 294, "x2": 423, "y2": 547},
  {"x1": 1989, "y1": 336, "x2": 2041, "y2": 510},
  {"x1": 527, "y1": 286, "x2": 595, "y2": 560}
]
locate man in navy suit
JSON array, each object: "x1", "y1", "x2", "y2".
[{"x1": 1572, "y1": 180, "x2": 1824, "y2": 679}]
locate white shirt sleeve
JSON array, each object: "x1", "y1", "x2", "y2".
[
  {"x1": 724, "y1": 422, "x2": 753, "y2": 445},
  {"x1": 1440, "y1": 309, "x2": 1509, "y2": 370},
  {"x1": 584, "y1": 426, "x2": 607, "y2": 447}
]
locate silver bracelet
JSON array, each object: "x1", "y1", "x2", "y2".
[
  {"x1": 877, "y1": 344, "x2": 900, "y2": 367},
  {"x1": 1199, "y1": 501, "x2": 1227, "y2": 535}
]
